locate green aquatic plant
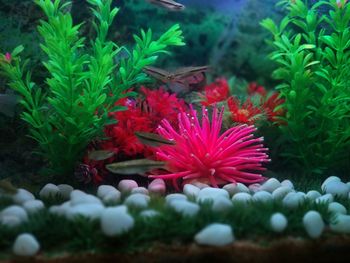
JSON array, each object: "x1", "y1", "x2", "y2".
[
  {"x1": 261, "y1": 0, "x2": 350, "y2": 175},
  {"x1": 0, "y1": 0, "x2": 184, "y2": 181}
]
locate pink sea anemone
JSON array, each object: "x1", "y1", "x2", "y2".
[{"x1": 150, "y1": 106, "x2": 270, "y2": 190}]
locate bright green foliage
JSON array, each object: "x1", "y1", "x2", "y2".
[
  {"x1": 261, "y1": 0, "x2": 350, "y2": 175},
  {"x1": 0, "y1": 0, "x2": 184, "y2": 180}
]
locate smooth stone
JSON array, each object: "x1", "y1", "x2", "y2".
[
  {"x1": 323, "y1": 181, "x2": 349, "y2": 198},
  {"x1": 197, "y1": 187, "x2": 230, "y2": 203},
  {"x1": 57, "y1": 184, "x2": 74, "y2": 199},
  {"x1": 124, "y1": 193, "x2": 150, "y2": 209},
  {"x1": 321, "y1": 176, "x2": 341, "y2": 192},
  {"x1": 70, "y1": 190, "x2": 102, "y2": 206},
  {"x1": 102, "y1": 190, "x2": 121, "y2": 204},
  {"x1": 13, "y1": 189, "x2": 35, "y2": 205},
  {"x1": 211, "y1": 195, "x2": 233, "y2": 212},
  {"x1": 260, "y1": 178, "x2": 281, "y2": 193},
  {"x1": 0, "y1": 215, "x2": 22, "y2": 227},
  {"x1": 232, "y1": 193, "x2": 252, "y2": 205},
  {"x1": 0, "y1": 205, "x2": 28, "y2": 222},
  {"x1": 330, "y1": 214, "x2": 350, "y2": 234},
  {"x1": 13, "y1": 233, "x2": 40, "y2": 256},
  {"x1": 23, "y1": 200, "x2": 45, "y2": 214},
  {"x1": 165, "y1": 193, "x2": 187, "y2": 205},
  {"x1": 97, "y1": 185, "x2": 118, "y2": 199},
  {"x1": 303, "y1": 211, "x2": 325, "y2": 239},
  {"x1": 148, "y1": 179, "x2": 166, "y2": 195},
  {"x1": 282, "y1": 192, "x2": 305, "y2": 209},
  {"x1": 100, "y1": 207, "x2": 134, "y2": 236},
  {"x1": 183, "y1": 184, "x2": 200, "y2": 197},
  {"x1": 66, "y1": 203, "x2": 104, "y2": 220},
  {"x1": 195, "y1": 223, "x2": 234, "y2": 246},
  {"x1": 270, "y1": 213, "x2": 288, "y2": 233},
  {"x1": 39, "y1": 183, "x2": 60, "y2": 199},
  {"x1": 140, "y1": 209, "x2": 160, "y2": 219},
  {"x1": 252, "y1": 191, "x2": 273, "y2": 203},
  {"x1": 281, "y1": 179, "x2": 294, "y2": 189},
  {"x1": 118, "y1": 180, "x2": 138, "y2": 193},
  {"x1": 315, "y1": 194, "x2": 334, "y2": 204},
  {"x1": 191, "y1": 182, "x2": 209, "y2": 189},
  {"x1": 131, "y1": 187, "x2": 149, "y2": 195},
  {"x1": 223, "y1": 183, "x2": 249, "y2": 196},
  {"x1": 169, "y1": 200, "x2": 200, "y2": 217},
  {"x1": 328, "y1": 202, "x2": 347, "y2": 215},
  {"x1": 306, "y1": 190, "x2": 321, "y2": 201},
  {"x1": 272, "y1": 186, "x2": 294, "y2": 200},
  {"x1": 49, "y1": 201, "x2": 71, "y2": 217},
  {"x1": 248, "y1": 183, "x2": 261, "y2": 194}
]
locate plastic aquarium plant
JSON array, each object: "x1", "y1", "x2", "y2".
[
  {"x1": 261, "y1": 0, "x2": 350, "y2": 175},
  {"x1": 0, "y1": 0, "x2": 184, "y2": 181}
]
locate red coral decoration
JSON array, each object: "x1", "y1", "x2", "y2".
[
  {"x1": 150, "y1": 106, "x2": 270, "y2": 190},
  {"x1": 227, "y1": 96, "x2": 263, "y2": 125},
  {"x1": 261, "y1": 92, "x2": 285, "y2": 123},
  {"x1": 200, "y1": 78, "x2": 230, "y2": 106},
  {"x1": 247, "y1": 82, "x2": 267, "y2": 97}
]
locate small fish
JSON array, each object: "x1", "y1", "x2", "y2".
[
  {"x1": 146, "y1": 0, "x2": 185, "y2": 11},
  {"x1": 0, "y1": 93, "x2": 19, "y2": 117},
  {"x1": 88, "y1": 150, "x2": 115, "y2": 161},
  {"x1": 106, "y1": 159, "x2": 166, "y2": 175},
  {"x1": 135, "y1": 131, "x2": 176, "y2": 147},
  {"x1": 0, "y1": 179, "x2": 18, "y2": 194}
]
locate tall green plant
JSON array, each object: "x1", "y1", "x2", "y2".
[
  {"x1": 0, "y1": 0, "x2": 184, "y2": 181},
  {"x1": 261, "y1": 0, "x2": 350, "y2": 175}
]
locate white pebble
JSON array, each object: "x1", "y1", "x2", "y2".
[
  {"x1": 195, "y1": 223, "x2": 234, "y2": 246},
  {"x1": 169, "y1": 200, "x2": 200, "y2": 217},
  {"x1": 323, "y1": 181, "x2": 349, "y2": 198},
  {"x1": 321, "y1": 176, "x2": 341, "y2": 192},
  {"x1": 48, "y1": 201, "x2": 71, "y2": 217},
  {"x1": 131, "y1": 187, "x2": 149, "y2": 195},
  {"x1": 272, "y1": 187, "x2": 294, "y2": 200},
  {"x1": 315, "y1": 194, "x2": 334, "y2": 205},
  {"x1": 13, "y1": 233, "x2": 40, "y2": 256},
  {"x1": 66, "y1": 203, "x2": 104, "y2": 220},
  {"x1": 0, "y1": 215, "x2": 22, "y2": 227},
  {"x1": 328, "y1": 202, "x2": 347, "y2": 215},
  {"x1": 270, "y1": 213, "x2": 288, "y2": 233},
  {"x1": 282, "y1": 192, "x2": 305, "y2": 209},
  {"x1": 57, "y1": 184, "x2": 74, "y2": 199},
  {"x1": 303, "y1": 211, "x2": 325, "y2": 239},
  {"x1": 248, "y1": 183, "x2": 261, "y2": 194},
  {"x1": 13, "y1": 189, "x2": 35, "y2": 205},
  {"x1": 223, "y1": 183, "x2": 249, "y2": 196},
  {"x1": 124, "y1": 193, "x2": 150, "y2": 209},
  {"x1": 330, "y1": 214, "x2": 350, "y2": 234},
  {"x1": 191, "y1": 181, "x2": 209, "y2": 189},
  {"x1": 252, "y1": 191, "x2": 273, "y2": 203},
  {"x1": 306, "y1": 190, "x2": 321, "y2": 201},
  {"x1": 70, "y1": 190, "x2": 102, "y2": 206},
  {"x1": 197, "y1": 187, "x2": 230, "y2": 203},
  {"x1": 97, "y1": 185, "x2": 118, "y2": 199},
  {"x1": 211, "y1": 195, "x2": 233, "y2": 212},
  {"x1": 140, "y1": 209, "x2": 160, "y2": 219},
  {"x1": 100, "y1": 207, "x2": 134, "y2": 236},
  {"x1": 232, "y1": 192, "x2": 252, "y2": 205},
  {"x1": 183, "y1": 184, "x2": 200, "y2": 197},
  {"x1": 23, "y1": 200, "x2": 45, "y2": 214},
  {"x1": 165, "y1": 193, "x2": 187, "y2": 205},
  {"x1": 118, "y1": 180, "x2": 138, "y2": 193},
  {"x1": 281, "y1": 179, "x2": 294, "y2": 189},
  {"x1": 260, "y1": 178, "x2": 281, "y2": 193},
  {"x1": 148, "y1": 179, "x2": 166, "y2": 195},
  {"x1": 102, "y1": 190, "x2": 121, "y2": 204},
  {"x1": 0, "y1": 205, "x2": 28, "y2": 222},
  {"x1": 39, "y1": 183, "x2": 60, "y2": 199}
]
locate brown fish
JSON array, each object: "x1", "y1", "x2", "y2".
[
  {"x1": 135, "y1": 131, "x2": 176, "y2": 147},
  {"x1": 88, "y1": 150, "x2": 115, "y2": 161},
  {"x1": 106, "y1": 159, "x2": 166, "y2": 175},
  {"x1": 146, "y1": 0, "x2": 185, "y2": 11}
]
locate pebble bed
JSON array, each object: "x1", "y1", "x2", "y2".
[{"x1": 1, "y1": 176, "x2": 350, "y2": 257}]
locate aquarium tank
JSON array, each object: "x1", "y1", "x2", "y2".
[{"x1": 0, "y1": 0, "x2": 349, "y2": 261}]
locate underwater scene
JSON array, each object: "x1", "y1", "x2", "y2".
[{"x1": 0, "y1": 0, "x2": 350, "y2": 261}]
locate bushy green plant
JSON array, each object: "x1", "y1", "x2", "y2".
[
  {"x1": 261, "y1": 0, "x2": 350, "y2": 175},
  {"x1": 0, "y1": 0, "x2": 184, "y2": 181}
]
